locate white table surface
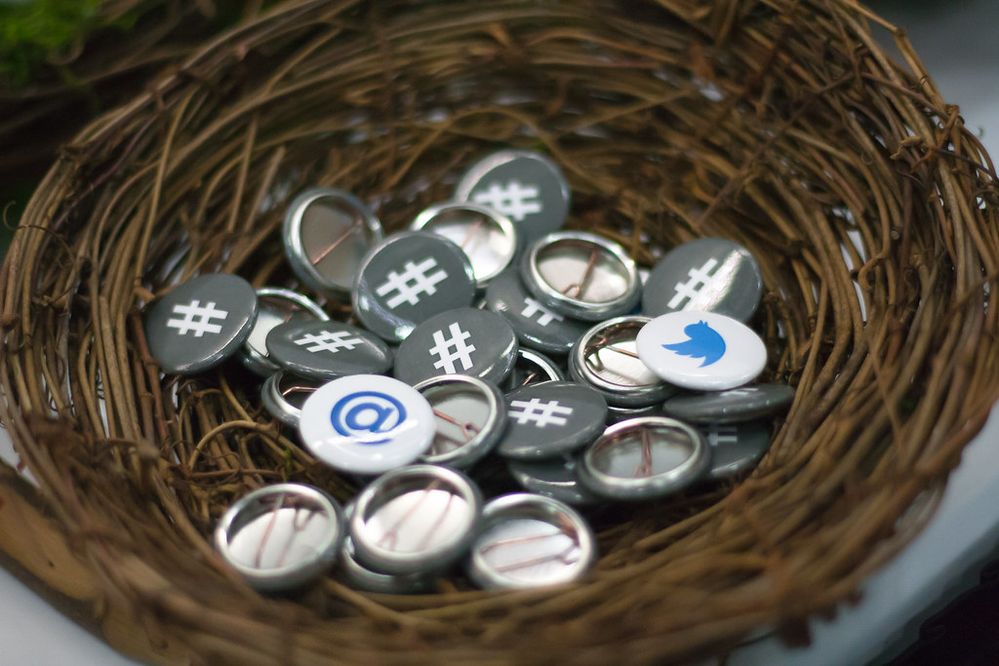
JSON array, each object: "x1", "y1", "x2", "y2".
[{"x1": 2, "y1": 2, "x2": 998, "y2": 664}]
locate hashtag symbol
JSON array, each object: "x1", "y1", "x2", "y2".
[
  {"x1": 706, "y1": 425, "x2": 739, "y2": 447},
  {"x1": 668, "y1": 258, "x2": 721, "y2": 309},
  {"x1": 520, "y1": 297, "x2": 563, "y2": 327},
  {"x1": 375, "y1": 257, "x2": 448, "y2": 309},
  {"x1": 165, "y1": 300, "x2": 229, "y2": 337},
  {"x1": 473, "y1": 179, "x2": 542, "y2": 222},
  {"x1": 509, "y1": 398, "x2": 574, "y2": 428},
  {"x1": 293, "y1": 330, "x2": 363, "y2": 354},
  {"x1": 428, "y1": 323, "x2": 477, "y2": 374}
]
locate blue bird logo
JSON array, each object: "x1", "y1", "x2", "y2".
[{"x1": 663, "y1": 320, "x2": 726, "y2": 367}]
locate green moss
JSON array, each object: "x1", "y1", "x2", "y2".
[{"x1": 0, "y1": 0, "x2": 103, "y2": 87}]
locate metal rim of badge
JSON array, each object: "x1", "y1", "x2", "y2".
[
  {"x1": 352, "y1": 231, "x2": 477, "y2": 343},
  {"x1": 260, "y1": 371, "x2": 323, "y2": 427},
  {"x1": 453, "y1": 149, "x2": 570, "y2": 244},
  {"x1": 498, "y1": 381, "x2": 608, "y2": 461},
  {"x1": 283, "y1": 187, "x2": 384, "y2": 298},
  {"x1": 266, "y1": 318, "x2": 393, "y2": 381},
  {"x1": 214, "y1": 483, "x2": 345, "y2": 592},
  {"x1": 635, "y1": 310, "x2": 767, "y2": 391},
  {"x1": 414, "y1": 374, "x2": 507, "y2": 469},
  {"x1": 297, "y1": 374, "x2": 436, "y2": 475},
  {"x1": 577, "y1": 416, "x2": 711, "y2": 501},
  {"x1": 520, "y1": 231, "x2": 641, "y2": 321},
  {"x1": 506, "y1": 457, "x2": 603, "y2": 507},
  {"x1": 240, "y1": 287, "x2": 330, "y2": 376},
  {"x1": 504, "y1": 347, "x2": 566, "y2": 393},
  {"x1": 466, "y1": 493, "x2": 597, "y2": 590},
  {"x1": 349, "y1": 464, "x2": 483, "y2": 575},
  {"x1": 144, "y1": 273, "x2": 259, "y2": 375},
  {"x1": 410, "y1": 201, "x2": 519, "y2": 288},
  {"x1": 569, "y1": 315, "x2": 675, "y2": 407},
  {"x1": 337, "y1": 535, "x2": 436, "y2": 594},
  {"x1": 605, "y1": 403, "x2": 662, "y2": 425}
]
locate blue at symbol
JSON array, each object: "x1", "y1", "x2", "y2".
[{"x1": 330, "y1": 391, "x2": 407, "y2": 445}]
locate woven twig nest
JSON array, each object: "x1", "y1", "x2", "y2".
[{"x1": 2, "y1": 1, "x2": 998, "y2": 664}]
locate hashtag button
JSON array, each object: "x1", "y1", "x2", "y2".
[
  {"x1": 496, "y1": 382, "x2": 608, "y2": 461},
  {"x1": 144, "y1": 273, "x2": 258, "y2": 375},
  {"x1": 393, "y1": 308, "x2": 517, "y2": 386},
  {"x1": 354, "y1": 231, "x2": 477, "y2": 343}
]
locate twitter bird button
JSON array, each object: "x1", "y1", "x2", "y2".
[{"x1": 635, "y1": 311, "x2": 766, "y2": 391}]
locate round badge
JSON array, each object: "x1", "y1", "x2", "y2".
[
  {"x1": 266, "y1": 319, "x2": 393, "y2": 381},
  {"x1": 338, "y1": 535, "x2": 436, "y2": 594},
  {"x1": 240, "y1": 287, "x2": 329, "y2": 376},
  {"x1": 577, "y1": 416, "x2": 711, "y2": 501},
  {"x1": 214, "y1": 483, "x2": 345, "y2": 592},
  {"x1": 485, "y1": 268, "x2": 591, "y2": 356},
  {"x1": 642, "y1": 238, "x2": 763, "y2": 322},
  {"x1": 297, "y1": 375, "x2": 435, "y2": 475},
  {"x1": 700, "y1": 420, "x2": 772, "y2": 481},
  {"x1": 569, "y1": 316, "x2": 675, "y2": 407},
  {"x1": 453, "y1": 149, "x2": 569, "y2": 244},
  {"x1": 144, "y1": 273, "x2": 258, "y2": 375},
  {"x1": 283, "y1": 188, "x2": 384, "y2": 299},
  {"x1": 506, "y1": 457, "x2": 602, "y2": 506},
  {"x1": 520, "y1": 231, "x2": 641, "y2": 321},
  {"x1": 415, "y1": 375, "x2": 507, "y2": 470},
  {"x1": 661, "y1": 383, "x2": 793, "y2": 424},
  {"x1": 411, "y1": 202, "x2": 518, "y2": 288},
  {"x1": 636, "y1": 311, "x2": 767, "y2": 391},
  {"x1": 393, "y1": 307, "x2": 518, "y2": 386},
  {"x1": 466, "y1": 493, "x2": 596, "y2": 590},
  {"x1": 497, "y1": 382, "x2": 607, "y2": 461},
  {"x1": 353, "y1": 231, "x2": 476, "y2": 342},
  {"x1": 350, "y1": 464, "x2": 482, "y2": 574}
]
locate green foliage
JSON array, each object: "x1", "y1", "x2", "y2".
[{"x1": 0, "y1": 0, "x2": 103, "y2": 87}]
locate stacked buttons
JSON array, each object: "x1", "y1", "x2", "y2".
[{"x1": 142, "y1": 148, "x2": 793, "y2": 593}]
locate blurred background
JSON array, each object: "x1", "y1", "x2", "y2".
[{"x1": 1, "y1": 1, "x2": 997, "y2": 663}]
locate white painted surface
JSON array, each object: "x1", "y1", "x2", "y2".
[{"x1": 1, "y1": 3, "x2": 998, "y2": 663}]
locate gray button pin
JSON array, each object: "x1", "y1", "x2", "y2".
[
  {"x1": 642, "y1": 238, "x2": 763, "y2": 322},
  {"x1": 503, "y1": 348, "x2": 566, "y2": 393},
  {"x1": 283, "y1": 188, "x2": 384, "y2": 299},
  {"x1": 485, "y1": 268, "x2": 591, "y2": 356},
  {"x1": 266, "y1": 319, "x2": 392, "y2": 381},
  {"x1": 506, "y1": 458, "x2": 602, "y2": 506},
  {"x1": 497, "y1": 382, "x2": 607, "y2": 461},
  {"x1": 144, "y1": 273, "x2": 257, "y2": 375},
  {"x1": 353, "y1": 231, "x2": 476, "y2": 343},
  {"x1": 454, "y1": 149, "x2": 569, "y2": 244},
  {"x1": 393, "y1": 307, "x2": 517, "y2": 386},
  {"x1": 662, "y1": 383, "x2": 793, "y2": 424},
  {"x1": 700, "y1": 420, "x2": 772, "y2": 480},
  {"x1": 241, "y1": 287, "x2": 328, "y2": 376}
]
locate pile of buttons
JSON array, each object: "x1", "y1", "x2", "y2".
[{"x1": 145, "y1": 149, "x2": 794, "y2": 594}]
